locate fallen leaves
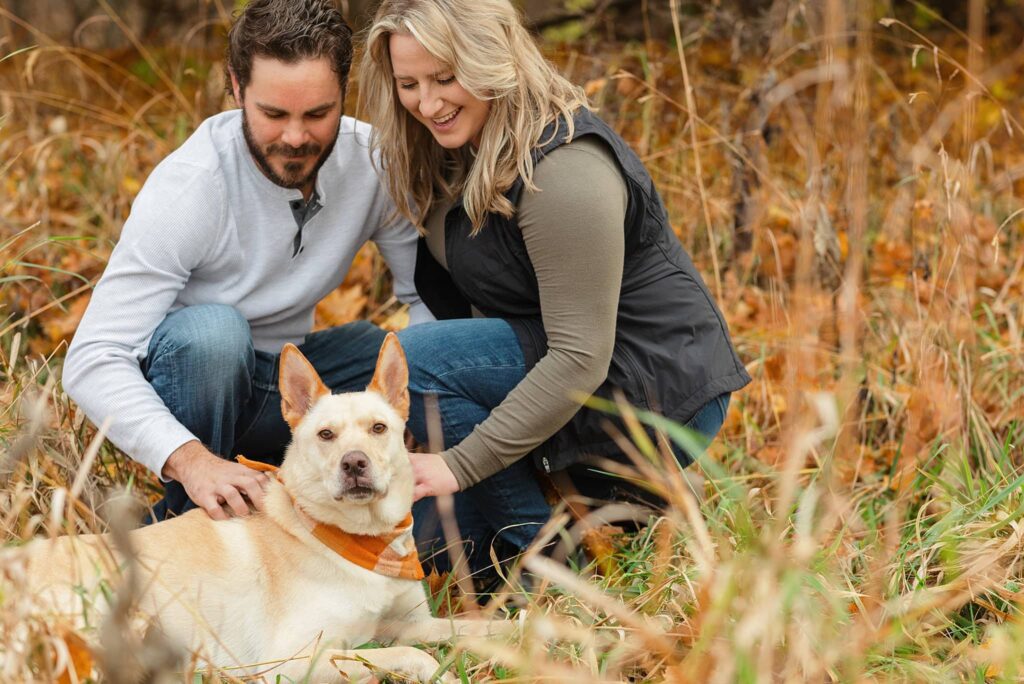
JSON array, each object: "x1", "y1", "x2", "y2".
[
  {"x1": 56, "y1": 627, "x2": 93, "y2": 684},
  {"x1": 888, "y1": 367, "x2": 961, "y2": 492},
  {"x1": 313, "y1": 285, "x2": 367, "y2": 331},
  {"x1": 41, "y1": 295, "x2": 89, "y2": 348},
  {"x1": 423, "y1": 570, "x2": 469, "y2": 617},
  {"x1": 313, "y1": 243, "x2": 412, "y2": 333},
  {"x1": 581, "y1": 525, "x2": 626, "y2": 577}
]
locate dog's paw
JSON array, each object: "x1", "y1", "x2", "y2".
[{"x1": 378, "y1": 646, "x2": 450, "y2": 683}]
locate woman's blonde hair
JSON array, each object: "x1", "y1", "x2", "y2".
[{"x1": 360, "y1": 0, "x2": 589, "y2": 233}]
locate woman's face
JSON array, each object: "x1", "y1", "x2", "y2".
[{"x1": 389, "y1": 33, "x2": 490, "y2": 149}]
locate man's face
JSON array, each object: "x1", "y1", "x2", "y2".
[{"x1": 232, "y1": 56, "x2": 342, "y2": 198}]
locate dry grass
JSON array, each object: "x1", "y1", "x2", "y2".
[{"x1": 2, "y1": 0, "x2": 1024, "y2": 681}]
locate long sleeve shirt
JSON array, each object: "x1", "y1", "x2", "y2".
[
  {"x1": 63, "y1": 110, "x2": 431, "y2": 479},
  {"x1": 423, "y1": 137, "x2": 628, "y2": 487}
]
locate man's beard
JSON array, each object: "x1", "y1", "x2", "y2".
[{"x1": 242, "y1": 110, "x2": 339, "y2": 191}]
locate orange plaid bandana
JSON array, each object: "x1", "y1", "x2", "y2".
[{"x1": 237, "y1": 456, "x2": 425, "y2": 581}]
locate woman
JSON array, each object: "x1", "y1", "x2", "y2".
[{"x1": 360, "y1": 0, "x2": 750, "y2": 576}]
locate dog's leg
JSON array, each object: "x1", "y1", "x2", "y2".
[
  {"x1": 392, "y1": 616, "x2": 515, "y2": 644},
  {"x1": 318, "y1": 646, "x2": 454, "y2": 683},
  {"x1": 381, "y1": 588, "x2": 515, "y2": 645}
]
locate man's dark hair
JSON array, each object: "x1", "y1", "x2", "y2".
[{"x1": 226, "y1": 0, "x2": 354, "y2": 99}]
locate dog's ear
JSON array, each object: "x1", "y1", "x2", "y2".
[
  {"x1": 280, "y1": 343, "x2": 330, "y2": 430},
  {"x1": 367, "y1": 333, "x2": 410, "y2": 421}
]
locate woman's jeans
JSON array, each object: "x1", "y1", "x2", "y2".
[
  {"x1": 397, "y1": 318, "x2": 731, "y2": 577},
  {"x1": 142, "y1": 304, "x2": 387, "y2": 520}
]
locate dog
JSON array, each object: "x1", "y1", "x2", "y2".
[{"x1": 8, "y1": 333, "x2": 507, "y2": 682}]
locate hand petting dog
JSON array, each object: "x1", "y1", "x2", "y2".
[
  {"x1": 410, "y1": 451, "x2": 459, "y2": 501},
  {"x1": 162, "y1": 441, "x2": 270, "y2": 519}
]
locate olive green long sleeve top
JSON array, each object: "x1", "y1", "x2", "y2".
[{"x1": 423, "y1": 137, "x2": 629, "y2": 488}]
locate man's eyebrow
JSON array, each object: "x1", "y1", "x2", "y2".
[{"x1": 256, "y1": 101, "x2": 338, "y2": 115}]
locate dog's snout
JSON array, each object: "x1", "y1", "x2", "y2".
[{"x1": 341, "y1": 451, "x2": 369, "y2": 475}]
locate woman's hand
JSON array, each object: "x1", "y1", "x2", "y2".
[{"x1": 409, "y1": 452, "x2": 459, "y2": 501}]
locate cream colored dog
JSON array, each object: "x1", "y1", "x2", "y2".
[{"x1": 11, "y1": 334, "x2": 503, "y2": 682}]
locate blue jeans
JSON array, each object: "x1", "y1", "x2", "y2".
[
  {"x1": 397, "y1": 318, "x2": 731, "y2": 576},
  {"x1": 142, "y1": 304, "x2": 387, "y2": 520}
]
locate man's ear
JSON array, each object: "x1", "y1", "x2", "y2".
[
  {"x1": 229, "y1": 68, "x2": 243, "y2": 105},
  {"x1": 279, "y1": 344, "x2": 330, "y2": 431},
  {"x1": 367, "y1": 333, "x2": 410, "y2": 422}
]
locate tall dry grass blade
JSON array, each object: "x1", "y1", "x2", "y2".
[
  {"x1": 95, "y1": 494, "x2": 182, "y2": 684},
  {"x1": 90, "y1": 0, "x2": 196, "y2": 122},
  {"x1": 423, "y1": 393, "x2": 476, "y2": 610},
  {"x1": 0, "y1": 280, "x2": 95, "y2": 339},
  {"x1": 670, "y1": 0, "x2": 721, "y2": 302},
  {"x1": 523, "y1": 554, "x2": 679, "y2": 660}
]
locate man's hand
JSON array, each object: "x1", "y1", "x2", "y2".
[
  {"x1": 410, "y1": 452, "x2": 459, "y2": 501},
  {"x1": 162, "y1": 441, "x2": 269, "y2": 520}
]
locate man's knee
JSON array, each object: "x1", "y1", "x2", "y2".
[{"x1": 146, "y1": 304, "x2": 255, "y2": 384}]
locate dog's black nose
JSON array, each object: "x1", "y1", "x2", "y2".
[{"x1": 341, "y1": 451, "x2": 369, "y2": 476}]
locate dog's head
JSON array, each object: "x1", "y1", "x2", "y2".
[{"x1": 277, "y1": 333, "x2": 413, "y2": 533}]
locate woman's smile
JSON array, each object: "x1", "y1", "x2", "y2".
[{"x1": 432, "y1": 108, "x2": 461, "y2": 128}]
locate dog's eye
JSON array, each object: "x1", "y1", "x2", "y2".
[
  {"x1": 371, "y1": 422, "x2": 387, "y2": 434},
  {"x1": 318, "y1": 429, "x2": 335, "y2": 441}
]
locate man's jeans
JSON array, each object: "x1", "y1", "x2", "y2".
[
  {"x1": 142, "y1": 304, "x2": 387, "y2": 520},
  {"x1": 397, "y1": 318, "x2": 731, "y2": 576}
]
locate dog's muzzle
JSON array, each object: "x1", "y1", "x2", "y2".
[{"x1": 337, "y1": 451, "x2": 379, "y2": 500}]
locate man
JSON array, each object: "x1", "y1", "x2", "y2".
[{"x1": 63, "y1": 0, "x2": 431, "y2": 521}]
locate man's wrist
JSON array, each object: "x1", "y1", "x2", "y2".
[{"x1": 161, "y1": 440, "x2": 205, "y2": 482}]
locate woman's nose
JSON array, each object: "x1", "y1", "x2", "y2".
[{"x1": 418, "y1": 87, "x2": 444, "y2": 118}]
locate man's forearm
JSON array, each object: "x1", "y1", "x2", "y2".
[{"x1": 63, "y1": 339, "x2": 200, "y2": 480}]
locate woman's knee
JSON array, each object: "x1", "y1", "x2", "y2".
[
  {"x1": 396, "y1": 323, "x2": 450, "y2": 392},
  {"x1": 397, "y1": 318, "x2": 522, "y2": 394}
]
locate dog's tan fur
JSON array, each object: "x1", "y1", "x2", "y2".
[{"x1": 12, "y1": 334, "x2": 504, "y2": 682}]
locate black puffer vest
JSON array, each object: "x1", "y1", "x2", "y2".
[{"x1": 414, "y1": 108, "x2": 750, "y2": 473}]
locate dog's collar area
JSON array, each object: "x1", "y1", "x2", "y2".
[{"x1": 236, "y1": 455, "x2": 426, "y2": 581}]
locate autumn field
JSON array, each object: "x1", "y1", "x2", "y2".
[{"x1": 3, "y1": 0, "x2": 1024, "y2": 681}]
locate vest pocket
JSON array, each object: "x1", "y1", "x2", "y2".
[{"x1": 613, "y1": 346, "x2": 653, "y2": 411}]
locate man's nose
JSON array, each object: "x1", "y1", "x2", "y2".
[{"x1": 281, "y1": 120, "x2": 309, "y2": 149}]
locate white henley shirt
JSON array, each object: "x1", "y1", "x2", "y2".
[{"x1": 63, "y1": 109, "x2": 431, "y2": 479}]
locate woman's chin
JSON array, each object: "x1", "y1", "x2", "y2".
[{"x1": 430, "y1": 133, "x2": 469, "y2": 149}]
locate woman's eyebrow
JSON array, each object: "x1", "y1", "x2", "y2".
[{"x1": 392, "y1": 69, "x2": 452, "y2": 80}]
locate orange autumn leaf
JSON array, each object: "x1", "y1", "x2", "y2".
[
  {"x1": 43, "y1": 294, "x2": 91, "y2": 345},
  {"x1": 581, "y1": 525, "x2": 624, "y2": 577},
  {"x1": 614, "y1": 73, "x2": 645, "y2": 99},
  {"x1": 755, "y1": 231, "x2": 797, "y2": 282},
  {"x1": 890, "y1": 372, "x2": 960, "y2": 492},
  {"x1": 584, "y1": 77, "x2": 608, "y2": 97},
  {"x1": 314, "y1": 285, "x2": 367, "y2": 331},
  {"x1": 378, "y1": 307, "x2": 410, "y2": 332},
  {"x1": 341, "y1": 243, "x2": 376, "y2": 289},
  {"x1": 56, "y1": 628, "x2": 92, "y2": 684},
  {"x1": 423, "y1": 570, "x2": 467, "y2": 617}
]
